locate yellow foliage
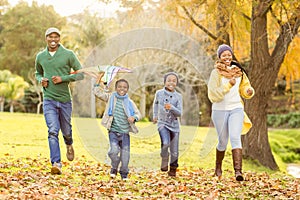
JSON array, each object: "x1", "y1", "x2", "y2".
[{"x1": 278, "y1": 37, "x2": 300, "y2": 91}]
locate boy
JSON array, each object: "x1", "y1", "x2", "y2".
[{"x1": 93, "y1": 79, "x2": 141, "y2": 180}]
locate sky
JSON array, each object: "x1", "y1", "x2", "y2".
[{"x1": 8, "y1": 0, "x2": 120, "y2": 17}]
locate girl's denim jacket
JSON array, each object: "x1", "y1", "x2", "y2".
[{"x1": 153, "y1": 88, "x2": 183, "y2": 132}]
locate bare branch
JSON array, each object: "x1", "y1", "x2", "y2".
[
  {"x1": 253, "y1": 0, "x2": 274, "y2": 20},
  {"x1": 179, "y1": 5, "x2": 218, "y2": 41}
]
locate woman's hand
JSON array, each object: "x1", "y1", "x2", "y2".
[
  {"x1": 246, "y1": 88, "x2": 254, "y2": 96},
  {"x1": 229, "y1": 78, "x2": 236, "y2": 86}
]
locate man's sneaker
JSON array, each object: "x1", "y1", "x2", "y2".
[
  {"x1": 51, "y1": 162, "x2": 62, "y2": 175},
  {"x1": 66, "y1": 145, "x2": 74, "y2": 161},
  {"x1": 110, "y1": 168, "x2": 117, "y2": 178}
]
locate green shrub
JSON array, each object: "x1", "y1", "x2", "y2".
[
  {"x1": 139, "y1": 117, "x2": 150, "y2": 122},
  {"x1": 269, "y1": 129, "x2": 300, "y2": 164},
  {"x1": 267, "y1": 112, "x2": 300, "y2": 128}
]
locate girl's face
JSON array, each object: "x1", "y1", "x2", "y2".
[
  {"x1": 165, "y1": 75, "x2": 177, "y2": 92},
  {"x1": 116, "y1": 81, "x2": 128, "y2": 96},
  {"x1": 220, "y1": 50, "x2": 233, "y2": 66},
  {"x1": 46, "y1": 33, "x2": 60, "y2": 52}
]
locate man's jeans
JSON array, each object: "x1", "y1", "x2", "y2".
[
  {"x1": 158, "y1": 126, "x2": 179, "y2": 167},
  {"x1": 108, "y1": 131, "x2": 130, "y2": 177},
  {"x1": 43, "y1": 100, "x2": 73, "y2": 165}
]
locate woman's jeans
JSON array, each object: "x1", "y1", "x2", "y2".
[
  {"x1": 158, "y1": 126, "x2": 179, "y2": 167},
  {"x1": 211, "y1": 108, "x2": 244, "y2": 151},
  {"x1": 43, "y1": 100, "x2": 73, "y2": 165},
  {"x1": 108, "y1": 131, "x2": 130, "y2": 177}
]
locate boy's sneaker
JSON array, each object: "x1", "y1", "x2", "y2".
[
  {"x1": 51, "y1": 162, "x2": 62, "y2": 175},
  {"x1": 66, "y1": 145, "x2": 74, "y2": 161},
  {"x1": 110, "y1": 168, "x2": 117, "y2": 178}
]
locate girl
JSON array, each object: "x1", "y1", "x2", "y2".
[{"x1": 153, "y1": 72, "x2": 183, "y2": 177}]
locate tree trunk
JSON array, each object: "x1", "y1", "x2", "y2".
[
  {"x1": 37, "y1": 102, "x2": 42, "y2": 114},
  {"x1": 216, "y1": 0, "x2": 230, "y2": 45},
  {"x1": 243, "y1": 0, "x2": 300, "y2": 170},
  {"x1": 9, "y1": 102, "x2": 14, "y2": 113},
  {"x1": 0, "y1": 97, "x2": 4, "y2": 112}
]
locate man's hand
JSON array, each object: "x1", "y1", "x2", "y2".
[
  {"x1": 41, "y1": 78, "x2": 49, "y2": 88},
  {"x1": 52, "y1": 76, "x2": 62, "y2": 84}
]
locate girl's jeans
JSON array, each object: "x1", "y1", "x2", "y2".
[
  {"x1": 43, "y1": 100, "x2": 73, "y2": 165},
  {"x1": 108, "y1": 131, "x2": 130, "y2": 177},
  {"x1": 158, "y1": 126, "x2": 179, "y2": 167},
  {"x1": 211, "y1": 108, "x2": 244, "y2": 151}
]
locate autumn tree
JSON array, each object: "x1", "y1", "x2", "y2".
[
  {"x1": 243, "y1": 0, "x2": 300, "y2": 169},
  {"x1": 0, "y1": 69, "x2": 11, "y2": 111},
  {"x1": 168, "y1": 0, "x2": 300, "y2": 169},
  {"x1": 0, "y1": 1, "x2": 65, "y2": 80},
  {"x1": 0, "y1": 69, "x2": 29, "y2": 112}
]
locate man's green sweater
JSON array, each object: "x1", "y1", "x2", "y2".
[{"x1": 35, "y1": 44, "x2": 84, "y2": 102}]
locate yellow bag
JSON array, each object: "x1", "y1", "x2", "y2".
[{"x1": 242, "y1": 112, "x2": 252, "y2": 135}]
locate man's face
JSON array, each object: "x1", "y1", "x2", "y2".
[{"x1": 46, "y1": 33, "x2": 60, "y2": 51}]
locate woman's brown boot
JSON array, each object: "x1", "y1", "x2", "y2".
[
  {"x1": 232, "y1": 148, "x2": 244, "y2": 181},
  {"x1": 214, "y1": 149, "x2": 225, "y2": 178}
]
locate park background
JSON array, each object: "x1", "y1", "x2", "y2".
[{"x1": 0, "y1": 0, "x2": 300, "y2": 199}]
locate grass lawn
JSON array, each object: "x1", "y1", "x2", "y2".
[{"x1": 0, "y1": 112, "x2": 285, "y2": 174}]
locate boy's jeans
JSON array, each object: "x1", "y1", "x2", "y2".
[
  {"x1": 108, "y1": 131, "x2": 130, "y2": 177},
  {"x1": 43, "y1": 100, "x2": 73, "y2": 165},
  {"x1": 158, "y1": 126, "x2": 179, "y2": 168}
]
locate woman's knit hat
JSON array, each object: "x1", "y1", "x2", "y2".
[
  {"x1": 164, "y1": 72, "x2": 179, "y2": 85},
  {"x1": 217, "y1": 44, "x2": 233, "y2": 58}
]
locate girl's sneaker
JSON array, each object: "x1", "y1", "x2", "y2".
[
  {"x1": 121, "y1": 174, "x2": 129, "y2": 181},
  {"x1": 110, "y1": 168, "x2": 117, "y2": 178}
]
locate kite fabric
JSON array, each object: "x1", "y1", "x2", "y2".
[{"x1": 71, "y1": 65, "x2": 132, "y2": 86}]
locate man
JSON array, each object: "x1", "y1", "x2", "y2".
[{"x1": 35, "y1": 27, "x2": 84, "y2": 175}]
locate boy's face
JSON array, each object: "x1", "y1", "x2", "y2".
[
  {"x1": 116, "y1": 81, "x2": 128, "y2": 96},
  {"x1": 164, "y1": 75, "x2": 177, "y2": 92}
]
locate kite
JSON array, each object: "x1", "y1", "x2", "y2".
[{"x1": 71, "y1": 65, "x2": 132, "y2": 87}]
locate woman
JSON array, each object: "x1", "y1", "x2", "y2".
[{"x1": 207, "y1": 44, "x2": 255, "y2": 181}]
